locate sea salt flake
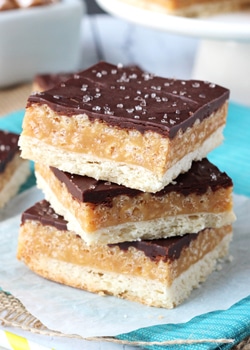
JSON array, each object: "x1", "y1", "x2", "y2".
[
  {"x1": 126, "y1": 108, "x2": 134, "y2": 113},
  {"x1": 81, "y1": 84, "x2": 88, "y2": 91},
  {"x1": 210, "y1": 173, "x2": 217, "y2": 181},
  {"x1": 129, "y1": 74, "x2": 137, "y2": 79},
  {"x1": 92, "y1": 106, "x2": 101, "y2": 111},
  {"x1": 83, "y1": 95, "x2": 92, "y2": 103},
  {"x1": 199, "y1": 94, "x2": 206, "y2": 99},
  {"x1": 192, "y1": 82, "x2": 200, "y2": 88},
  {"x1": 135, "y1": 105, "x2": 142, "y2": 111}
]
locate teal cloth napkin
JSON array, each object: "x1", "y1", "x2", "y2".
[
  {"x1": 208, "y1": 102, "x2": 250, "y2": 198},
  {"x1": 0, "y1": 103, "x2": 250, "y2": 348},
  {"x1": 117, "y1": 295, "x2": 250, "y2": 349}
]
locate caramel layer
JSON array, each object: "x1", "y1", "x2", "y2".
[
  {"x1": 19, "y1": 199, "x2": 232, "y2": 285},
  {"x1": 27, "y1": 62, "x2": 229, "y2": 139},
  {"x1": 35, "y1": 160, "x2": 234, "y2": 234}
]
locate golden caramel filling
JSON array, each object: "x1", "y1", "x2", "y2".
[
  {"x1": 35, "y1": 162, "x2": 233, "y2": 233},
  {"x1": 18, "y1": 222, "x2": 232, "y2": 287},
  {"x1": 23, "y1": 102, "x2": 227, "y2": 176}
]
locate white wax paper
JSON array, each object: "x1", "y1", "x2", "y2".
[{"x1": 0, "y1": 187, "x2": 250, "y2": 338}]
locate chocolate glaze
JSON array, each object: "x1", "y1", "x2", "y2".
[
  {"x1": 110, "y1": 234, "x2": 197, "y2": 262},
  {"x1": 27, "y1": 62, "x2": 230, "y2": 139},
  {"x1": 21, "y1": 199, "x2": 197, "y2": 262},
  {"x1": 50, "y1": 158, "x2": 233, "y2": 205},
  {"x1": 33, "y1": 72, "x2": 74, "y2": 91},
  {"x1": 0, "y1": 130, "x2": 19, "y2": 173},
  {"x1": 21, "y1": 200, "x2": 68, "y2": 231}
]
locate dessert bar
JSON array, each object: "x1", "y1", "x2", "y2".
[
  {"x1": 0, "y1": 130, "x2": 30, "y2": 208},
  {"x1": 17, "y1": 200, "x2": 233, "y2": 308},
  {"x1": 34, "y1": 158, "x2": 235, "y2": 244},
  {"x1": 19, "y1": 61, "x2": 229, "y2": 192}
]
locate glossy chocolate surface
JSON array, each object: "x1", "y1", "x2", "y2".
[
  {"x1": 27, "y1": 62, "x2": 229, "y2": 139},
  {"x1": 21, "y1": 199, "x2": 197, "y2": 261},
  {"x1": 0, "y1": 130, "x2": 19, "y2": 173},
  {"x1": 22, "y1": 200, "x2": 68, "y2": 231},
  {"x1": 50, "y1": 158, "x2": 233, "y2": 204},
  {"x1": 34, "y1": 72, "x2": 74, "y2": 91},
  {"x1": 111, "y1": 234, "x2": 197, "y2": 262}
]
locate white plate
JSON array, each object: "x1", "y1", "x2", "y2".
[{"x1": 97, "y1": 0, "x2": 250, "y2": 41}]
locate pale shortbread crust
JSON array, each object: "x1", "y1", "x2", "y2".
[
  {"x1": 17, "y1": 221, "x2": 232, "y2": 308},
  {"x1": 35, "y1": 168, "x2": 235, "y2": 244}
]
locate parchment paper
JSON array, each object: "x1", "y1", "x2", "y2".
[{"x1": 0, "y1": 187, "x2": 249, "y2": 338}]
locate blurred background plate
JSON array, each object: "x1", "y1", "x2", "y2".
[
  {"x1": 0, "y1": 0, "x2": 85, "y2": 88},
  {"x1": 96, "y1": 0, "x2": 250, "y2": 41}
]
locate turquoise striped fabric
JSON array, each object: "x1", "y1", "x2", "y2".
[{"x1": 117, "y1": 296, "x2": 250, "y2": 349}]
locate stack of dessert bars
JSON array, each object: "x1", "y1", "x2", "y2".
[{"x1": 17, "y1": 61, "x2": 235, "y2": 308}]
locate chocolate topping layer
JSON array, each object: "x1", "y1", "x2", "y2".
[
  {"x1": 111, "y1": 234, "x2": 197, "y2": 262},
  {"x1": 50, "y1": 158, "x2": 233, "y2": 205},
  {"x1": 33, "y1": 72, "x2": 74, "y2": 91},
  {"x1": 21, "y1": 199, "x2": 197, "y2": 261},
  {"x1": 27, "y1": 61, "x2": 229, "y2": 139},
  {"x1": 0, "y1": 130, "x2": 19, "y2": 173},
  {"x1": 22, "y1": 200, "x2": 68, "y2": 231}
]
